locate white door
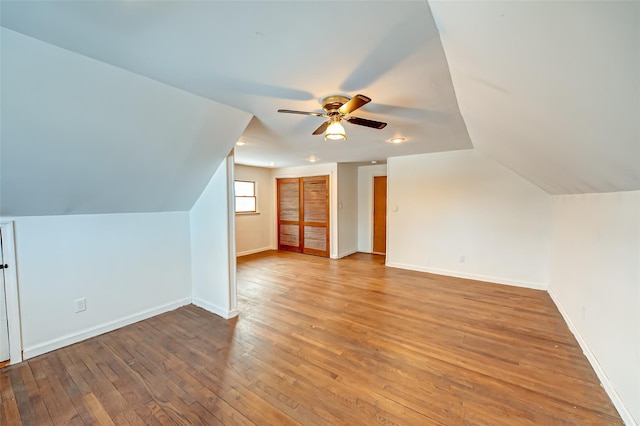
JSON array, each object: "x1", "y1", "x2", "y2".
[{"x1": 0, "y1": 228, "x2": 10, "y2": 362}]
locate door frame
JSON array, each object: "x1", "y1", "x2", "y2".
[
  {"x1": 274, "y1": 167, "x2": 338, "y2": 258},
  {"x1": 276, "y1": 176, "x2": 330, "y2": 257},
  {"x1": 0, "y1": 221, "x2": 23, "y2": 365}
]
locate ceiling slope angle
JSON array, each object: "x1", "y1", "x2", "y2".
[
  {"x1": 0, "y1": 0, "x2": 473, "y2": 169},
  {"x1": 0, "y1": 29, "x2": 253, "y2": 217},
  {"x1": 429, "y1": 0, "x2": 640, "y2": 194}
]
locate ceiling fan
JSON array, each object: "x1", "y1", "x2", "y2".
[{"x1": 277, "y1": 94, "x2": 387, "y2": 141}]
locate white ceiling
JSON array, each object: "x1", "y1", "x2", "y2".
[
  {"x1": 0, "y1": 0, "x2": 472, "y2": 170},
  {"x1": 1, "y1": 0, "x2": 638, "y2": 217},
  {"x1": 430, "y1": 1, "x2": 639, "y2": 194}
]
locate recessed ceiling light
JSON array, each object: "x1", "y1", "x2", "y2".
[
  {"x1": 308, "y1": 156, "x2": 318, "y2": 163},
  {"x1": 269, "y1": 162, "x2": 276, "y2": 167},
  {"x1": 371, "y1": 160, "x2": 378, "y2": 164},
  {"x1": 235, "y1": 141, "x2": 246, "y2": 146},
  {"x1": 389, "y1": 137, "x2": 406, "y2": 144}
]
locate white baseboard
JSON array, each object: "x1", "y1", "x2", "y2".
[
  {"x1": 548, "y1": 287, "x2": 637, "y2": 426},
  {"x1": 338, "y1": 249, "x2": 358, "y2": 259},
  {"x1": 236, "y1": 246, "x2": 272, "y2": 257},
  {"x1": 23, "y1": 297, "x2": 192, "y2": 360},
  {"x1": 385, "y1": 261, "x2": 547, "y2": 290},
  {"x1": 192, "y1": 297, "x2": 237, "y2": 319}
]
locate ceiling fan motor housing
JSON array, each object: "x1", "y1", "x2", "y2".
[{"x1": 321, "y1": 95, "x2": 350, "y2": 116}]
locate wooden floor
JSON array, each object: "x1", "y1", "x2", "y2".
[{"x1": 1, "y1": 251, "x2": 622, "y2": 425}]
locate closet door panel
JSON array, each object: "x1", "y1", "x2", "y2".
[
  {"x1": 302, "y1": 176, "x2": 329, "y2": 257},
  {"x1": 277, "y1": 178, "x2": 302, "y2": 252},
  {"x1": 303, "y1": 178, "x2": 328, "y2": 223},
  {"x1": 280, "y1": 224, "x2": 300, "y2": 247},
  {"x1": 279, "y1": 179, "x2": 300, "y2": 221},
  {"x1": 303, "y1": 226, "x2": 327, "y2": 252}
]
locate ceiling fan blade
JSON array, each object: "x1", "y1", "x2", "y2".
[
  {"x1": 339, "y1": 94, "x2": 371, "y2": 115},
  {"x1": 346, "y1": 116, "x2": 387, "y2": 129},
  {"x1": 312, "y1": 121, "x2": 330, "y2": 135},
  {"x1": 278, "y1": 109, "x2": 326, "y2": 117}
]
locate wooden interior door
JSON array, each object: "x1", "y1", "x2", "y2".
[
  {"x1": 277, "y1": 176, "x2": 330, "y2": 257},
  {"x1": 277, "y1": 178, "x2": 301, "y2": 253},
  {"x1": 372, "y1": 176, "x2": 387, "y2": 255},
  {"x1": 301, "y1": 176, "x2": 329, "y2": 257}
]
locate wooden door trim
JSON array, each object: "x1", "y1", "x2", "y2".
[{"x1": 301, "y1": 221, "x2": 327, "y2": 227}]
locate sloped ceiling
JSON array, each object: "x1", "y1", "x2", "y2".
[
  {"x1": 0, "y1": 0, "x2": 471, "y2": 170},
  {"x1": 1, "y1": 0, "x2": 638, "y2": 219},
  {"x1": 429, "y1": 0, "x2": 640, "y2": 194},
  {"x1": 1, "y1": 29, "x2": 252, "y2": 216}
]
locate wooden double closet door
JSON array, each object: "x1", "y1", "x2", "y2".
[{"x1": 277, "y1": 176, "x2": 330, "y2": 257}]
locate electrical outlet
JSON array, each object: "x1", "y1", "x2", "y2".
[
  {"x1": 459, "y1": 255, "x2": 466, "y2": 263},
  {"x1": 74, "y1": 298, "x2": 86, "y2": 313}
]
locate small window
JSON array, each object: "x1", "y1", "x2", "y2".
[{"x1": 234, "y1": 180, "x2": 257, "y2": 213}]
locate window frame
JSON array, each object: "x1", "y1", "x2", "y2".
[{"x1": 234, "y1": 180, "x2": 258, "y2": 214}]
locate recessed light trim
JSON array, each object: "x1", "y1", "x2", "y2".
[
  {"x1": 389, "y1": 137, "x2": 406, "y2": 144},
  {"x1": 235, "y1": 141, "x2": 246, "y2": 146},
  {"x1": 308, "y1": 156, "x2": 319, "y2": 163}
]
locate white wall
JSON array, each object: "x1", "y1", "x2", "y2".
[
  {"x1": 273, "y1": 163, "x2": 339, "y2": 258},
  {"x1": 7, "y1": 211, "x2": 192, "y2": 359},
  {"x1": 337, "y1": 163, "x2": 359, "y2": 258},
  {"x1": 234, "y1": 164, "x2": 275, "y2": 256},
  {"x1": 357, "y1": 164, "x2": 387, "y2": 253},
  {"x1": 549, "y1": 191, "x2": 640, "y2": 425},
  {"x1": 386, "y1": 150, "x2": 551, "y2": 289},
  {"x1": 190, "y1": 156, "x2": 237, "y2": 319}
]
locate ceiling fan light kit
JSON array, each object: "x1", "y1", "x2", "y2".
[
  {"x1": 324, "y1": 118, "x2": 346, "y2": 141},
  {"x1": 278, "y1": 94, "x2": 387, "y2": 141}
]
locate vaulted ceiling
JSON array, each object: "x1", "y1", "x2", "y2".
[
  {"x1": 1, "y1": 1, "x2": 638, "y2": 216},
  {"x1": 430, "y1": 1, "x2": 639, "y2": 194},
  {"x1": 1, "y1": 29, "x2": 252, "y2": 216}
]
